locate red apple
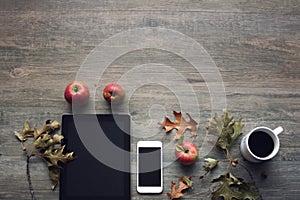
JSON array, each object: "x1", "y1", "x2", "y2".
[
  {"x1": 64, "y1": 81, "x2": 90, "y2": 105},
  {"x1": 175, "y1": 141, "x2": 198, "y2": 166},
  {"x1": 103, "y1": 83, "x2": 125, "y2": 104}
]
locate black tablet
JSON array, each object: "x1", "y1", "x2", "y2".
[{"x1": 60, "y1": 114, "x2": 131, "y2": 200}]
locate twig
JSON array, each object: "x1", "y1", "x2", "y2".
[
  {"x1": 199, "y1": 170, "x2": 209, "y2": 179},
  {"x1": 225, "y1": 148, "x2": 232, "y2": 161},
  {"x1": 26, "y1": 156, "x2": 36, "y2": 200},
  {"x1": 224, "y1": 148, "x2": 233, "y2": 172}
]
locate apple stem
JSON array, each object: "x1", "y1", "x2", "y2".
[
  {"x1": 73, "y1": 85, "x2": 80, "y2": 92},
  {"x1": 109, "y1": 90, "x2": 114, "y2": 96},
  {"x1": 184, "y1": 149, "x2": 189, "y2": 154}
]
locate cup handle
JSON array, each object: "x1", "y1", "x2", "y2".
[{"x1": 273, "y1": 126, "x2": 283, "y2": 135}]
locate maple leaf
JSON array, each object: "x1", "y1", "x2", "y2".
[
  {"x1": 167, "y1": 176, "x2": 193, "y2": 200},
  {"x1": 159, "y1": 111, "x2": 198, "y2": 140},
  {"x1": 212, "y1": 173, "x2": 261, "y2": 200},
  {"x1": 207, "y1": 109, "x2": 244, "y2": 150}
]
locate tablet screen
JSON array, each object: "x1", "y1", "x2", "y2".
[{"x1": 60, "y1": 114, "x2": 130, "y2": 200}]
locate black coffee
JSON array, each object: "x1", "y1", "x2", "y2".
[{"x1": 248, "y1": 131, "x2": 274, "y2": 158}]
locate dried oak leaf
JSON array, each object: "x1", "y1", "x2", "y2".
[
  {"x1": 15, "y1": 120, "x2": 34, "y2": 141},
  {"x1": 44, "y1": 145, "x2": 74, "y2": 168},
  {"x1": 33, "y1": 128, "x2": 64, "y2": 150},
  {"x1": 44, "y1": 145, "x2": 74, "y2": 190},
  {"x1": 212, "y1": 173, "x2": 261, "y2": 200},
  {"x1": 48, "y1": 165, "x2": 59, "y2": 190},
  {"x1": 15, "y1": 120, "x2": 61, "y2": 142},
  {"x1": 15, "y1": 119, "x2": 74, "y2": 190},
  {"x1": 207, "y1": 109, "x2": 244, "y2": 150},
  {"x1": 34, "y1": 120, "x2": 61, "y2": 139},
  {"x1": 167, "y1": 176, "x2": 193, "y2": 200},
  {"x1": 159, "y1": 111, "x2": 198, "y2": 140}
]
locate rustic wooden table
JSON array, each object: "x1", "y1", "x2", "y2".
[{"x1": 0, "y1": 1, "x2": 299, "y2": 199}]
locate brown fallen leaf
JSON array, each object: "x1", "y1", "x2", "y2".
[
  {"x1": 167, "y1": 176, "x2": 193, "y2": 200},
  {"x1": 15, "y1": 120, "x2": 34, "y2": 142},
  {"x1": 33, "y1": 128, "x2": 64, "y2": 149},
  {"x1": 44, "y1": 145, "x2": 74, "y2": 168},
  {"x1": 15, "y1": 119, "x2": 75, "y2": 191},
  {"x1": 15, "y1": 120, "x2": 61, "y2": 142},
  {"x1": 159, "y1": 111, "x2": 198, "y2": 140},
  {"x1": 48, "y1": 165, "x2": 59, "y2": 190},
  {"x1": 33, "y1": 120, "x2": 61, "y2": 139}
]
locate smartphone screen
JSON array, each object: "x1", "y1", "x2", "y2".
[
  {"x1": 137, "y1": 141, "x2": 163, "y2": 193},
  {"x1": 138, "y1": 147, "x2": 161, "y2": 186}
]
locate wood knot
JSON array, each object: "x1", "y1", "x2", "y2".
[{"x1": 9, "y1": 67, "x2": 31, "y2": 78}]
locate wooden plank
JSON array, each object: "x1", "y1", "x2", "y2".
[
  {"x1": 0, "y1": 0, "x2": 299, "y2": 14},
  {"x1": 0, "y1": 0, "x2": 299, "y2": 199}
]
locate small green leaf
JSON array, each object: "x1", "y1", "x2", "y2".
[
  {"x1": 175, "y1": 144, "x2": 185, "y2": 152},
  {"x1": 203, "y1": 158, "x2": 219, "y2": 172}
]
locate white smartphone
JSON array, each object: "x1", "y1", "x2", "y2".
[{"x1": 137, "y1": 141, "x2": 163, "y2": 194}]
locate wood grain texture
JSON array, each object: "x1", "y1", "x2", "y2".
[{"x1": 0, "y1": 0, "x2": 299, "y2": 199}]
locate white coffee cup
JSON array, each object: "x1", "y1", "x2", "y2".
[{"x1": 240, "y1": 126, "x2": 283, "y2": 163}]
